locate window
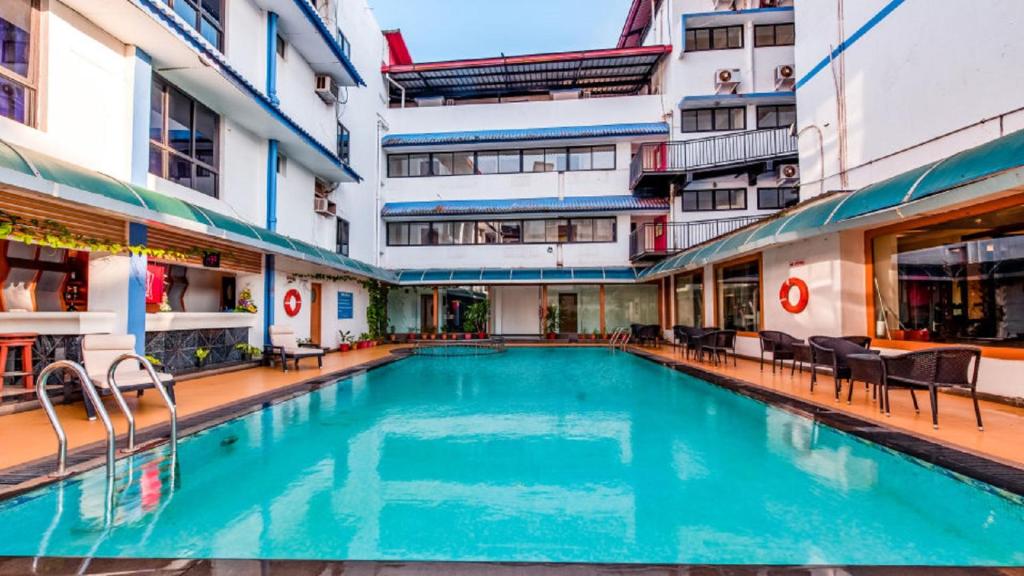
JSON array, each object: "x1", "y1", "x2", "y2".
[
  {"x1": 337, "y1": 28, "x2": 351, "y2": 58},
  {"x1": 149, "y1": 75, "x2": 220, "y2": 197},
  {"x1": 757, "y1": 187, "x2": 799, "y2": 210},
  {"x1": 0, "y1": 0, "x2": 38, "y2": 126},
  {"x1": 276, "y1": 153, "x2": 287, "y2": 175},
  {"x1": 754, "y1": 23, "x2": 795, "y2": 47},
  {"x1": 275, "y1": 35, "x2": 287, "y2": 58},
  {"x1": 870, "y1": 203, "x2": 1024, "y2": 348},
  {"x1": 384, "y1": 146, "x2": 615, "y2": 177},
  {"x1": 163, "y1": 0, "x2": 224, "y2": 49},
  {"x1": 681, "y1": 189, "x2": 746, "y2": 211},
  {"x1": 756, "y1": 104, "x2": 797, "y2": 129},
  {"x1": 682, "y1": 107, "x2": 745, "y2": 133},
  {"x1": 716, "y1": 258, "x2": 761, "y2": 333},
  {"x1": 674, "y1": 272, "x2": 704, "y2": 328},
  {"x1": 685, "y1": 26, "x2": 743, "y2": 51},
  {"x1": 386, "y1": 218, "x2": 617, "y2": 246},
  {"x1": 337, "y1": 123, "x2": 350, "y2": 164},
  {"x1": 335, "y1": 218, "x2": 349, "y2": 256}
]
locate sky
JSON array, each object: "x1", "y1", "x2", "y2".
[{"x1": 369, "y1": 0, "x2": 635, "y2": 62}]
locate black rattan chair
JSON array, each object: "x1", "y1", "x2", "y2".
[
  {"x1": 636, "y1": 324, "x2": 661, "y2": 347},
  {"x1": 699, "y1": 330, "x2": 737, "y2": 366},
  {"x1": 758, "y1": 330, "x2": 803, "y2": 373},
  {"x1": 807, "y1": 336, "x2": 838, "y2": 391},
  {"x1": 881, "y1": 347, "x2": 983, "y2": 430},
  {"x1": 672, "y1": 325, "x2": 689, "y2": 355},
  {"x1": 847, "y1": 352, "x2": 886, "y2": 411},
  {"x1": 829, "y1": 339, "x2": 880, "y2": 402},
  {"x1": 686, "y1": 327, "x2": 716, "y2": 361}
]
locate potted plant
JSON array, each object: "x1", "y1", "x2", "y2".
[
  {"x1": 465, "y1": 301, "x2": 490, "y2": 339},
  {"x1": 144, "y1": 354, "x2": 163, "y2": 367},
  {"x1": 234, "y1": 342, "x2": 262, "y2": 361},
  {"x1": 338, "y1": 330, "x2": 353, "y2": 352},
  {"x1": 388, "y1": 326, "x2": 397, "y2": 342},
  {"x1": 544, "y1": 306, "x2": 560, "y2": 340},
  {"x1": 407, "y1": 326, "x2": 418, "y2": 340},
  {"x1": 194, "y1": 347, "x2": 211, "y2": 368},
  {"x1": 234, "y1": 287, "x2": 258, "y2": 313},
  {"x1": 357, "y1": 332, "x2": 371, "y2": 349}
]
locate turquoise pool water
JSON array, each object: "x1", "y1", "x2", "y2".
[{"x1": 0, "y1": 348, "x2": 1021, "y2": 565}]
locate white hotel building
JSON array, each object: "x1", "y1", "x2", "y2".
[{"x1": 0, "y1": 0, "x2": 1022, "y2": 402}]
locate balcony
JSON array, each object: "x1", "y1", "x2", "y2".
[
  {"x1": 629, "y1": 216, "x2": 766, "y2": 261},
  {"x1": 629, "y1": 128, "x2": 798, "y2": 192}
]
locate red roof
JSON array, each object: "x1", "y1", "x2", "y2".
[
  {"x1": 617, "y1": 0, "x2": 665, "y2": 48},
  {"x1": 383, "y1": 29, "x2": 413, "y2": 66}
]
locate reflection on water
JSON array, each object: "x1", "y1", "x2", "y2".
[{"x1": 0, "y1": 348, "x2": 1022, "y2": 565}]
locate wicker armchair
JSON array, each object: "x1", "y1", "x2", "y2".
[
  {"x1": 807, "y1": 336, "x2": 838, "y2": 391},
  {"x1": 881, "y1": 347, "x2": 983, "y2": 430},
  {"x1": 829, "y1": 339, "x2": 880, "y2": 402},
  {"x1": 699, "y1": 330, "x2": 737, "y2": 366},
  {"x1": 847, "y1": 353, "x2": 886, "y2": 411},
  {"x1": 636, "y1": 324, "x2": 661, "y2": 347},
  {"x1": 685, "y1": 327, "x2": 717, "y2": 361},
  {"x1": 758, "y1": 330, "x2": 804, "y2": 373}
]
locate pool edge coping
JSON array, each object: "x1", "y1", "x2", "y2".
[{"x1": 625, "y1": 347, "x2": 1024, "y2": 498}]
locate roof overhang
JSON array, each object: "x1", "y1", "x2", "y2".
[
  {"x1": 679, "y1": 91, "x2": 795, "y2": 110},
  {"x1": 397, "y1": 267, "x2": 641, "y2": 286},
  {"x1": 382, "y1": 122, "x2": 670, "y2": 151},
  {"x1": 382, "y1": 195, "x2": 670, "y2": 220},
  {"x1": 382, "y1": 45, "x2": 672, "y2": 102},
  {"x1": 251, "y1": 0, "x2": 365, "y2": 86},
  {"x1": 683, "y1": 6, "x2": 794, "y2": 31},
  {"x1": 383, "y1": 29, "x2": 413, "y2": 66},
  {"x1": 61, "y1": 0, "x2": 360, "y2": 183},
  {"x1": 617, "y1": 0, "x2": 666, "y2": 48}
]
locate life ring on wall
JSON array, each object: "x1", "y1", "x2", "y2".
[
  {"x1": 779, "y1": 278, "x2": 809, "y2": 314},
  {"x1": 283, "y1": 289, "x2": 302, "y2": 317}
]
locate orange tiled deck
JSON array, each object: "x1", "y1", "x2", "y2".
[
  {"x1": 630, "y1": 344, "x2": 1024, "y2": 469},
  {"x1": 0, "y1": 345, "x2": 398, "y2": 471}
]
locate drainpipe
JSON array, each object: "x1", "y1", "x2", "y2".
[
  {"x1": 796, "y1": 124, "x2": 826, "y2": 197},
  {"x1": 266, "y1": 12, "x2": 280, "y2": 106},
  {"x1": 264, "y1": 138, "x2": 279, "y2": 345}
]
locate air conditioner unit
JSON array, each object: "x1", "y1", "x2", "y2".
[
  {"x1": 314, "y1": 196, "x2": 336, "y2": 216},
  {"x1": 775, "y1": 64, "x2": 796, "y2": 91},
  {"x1": 713, "y1": 0, "x2": 735, "y2": 10},
  {"x1": 415, "y1": 96, "x2": 445, "y2": 107},
  {"x1": 714, "y1": 68, "x2": 741, "y2": 93},
  {"x1": 550, "y1": 89, "x2": 582, "y2": 101},
  {"x1": 760, "y1": 0, "x2": 780, "y2": 7},
  {"x1": 778, "y1": 164, "x2": 800, "y2": 184},
  {"x1": 314, "y1": 74, "x2": 339, "y2": 104}
]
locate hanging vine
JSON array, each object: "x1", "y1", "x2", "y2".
[{"x1": 288, "y1": 272, "x2": 391, "y2": 339}]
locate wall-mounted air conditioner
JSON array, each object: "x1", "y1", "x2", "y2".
[
  {"x1": 315, "y1": 75, "x2": 339, "y2": 105},
  {"x1": 314, "y1": 197, "x2": 336, "y2": 216},
  {"x1": 775, "y1": 64, "x2": 796, "y2": 91},
  {"x1": 713, "y1": 0, "x2": 735, "y2": 10},
  {"x1": 415, "y1": 96, "x2": 445, "y2": 107},
  {"x1": 714, "y1": 68, "x2": 741, "y2": 94},
  {"x1": 778, "y1": 164, "x2": 800, "y2": 184},
  {"x1": 551, "y1": 89, "x2": 582, "y2": 101}
]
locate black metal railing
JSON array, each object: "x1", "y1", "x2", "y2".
[
  {"x1": 629, "y1": 216, "x2": 766, "y2": 260},
  {"x1": 629, "y1": 128, "x2": 798, "y2": 188}
]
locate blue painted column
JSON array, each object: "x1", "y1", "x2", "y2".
[
  {"x1": 266, "y1": 139, "x2": 279, "y2": 231},
  {"x1": 266, "y1": 12, "x2": 280, "y2": 105},
  {"x1": 264, "y1": 137, "x2": 279, "y2": 345},
  {"x1": 263, "y1": 255, "x2": 276, "y2": 346},
  {"x1": 127, "y1": 223, "x2": 148, "y2": 354}
]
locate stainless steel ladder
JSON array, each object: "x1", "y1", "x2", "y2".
[
  {"x1": 36, "y1": 361, "x2": 116, "y2": 478},
  {"x1": 107, "y1": 353, "x2": 177, "y2": 455},
  {"x1": 608, "y1": 328, "x2": 631, "y2": 351}
]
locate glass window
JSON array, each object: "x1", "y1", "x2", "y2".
[
  {"x1": 453, "y1": 221, "x2": 475, "y2": 244},
  {"x1": 387, "y1": 223, "x2": 409, "y2": 246},
  {"x1": 336, "y1": 218, "x2": 349, "y2": 255},
  {"x1": 546, "y1": 219, "x2": 569, "y2": 243},
  {"x1": 571, "y1": 219, "x2": 593, "y2": 242},
  {"x1": 717, "y1": 259, "x2": 761, "y2": 332},
  {"x1": 476, "y1": 151, "x2": 499, "y2": 174},
  {"x1": 757, "y1": 104, "x2": 797, "y2": 129},
  {"x1": 523, "y1": 149, "x2": 548, "y2": 172},
  {"x1": 337, "y1": 122, "x2": 350, "y2": 164},
  {"x1": 432, "y1": 222, "x2": 453, "y2": 245},
  {"x1": 682, "y1": 107, "x2": 744, "y2": 133},
  {"x1": 686, "y1": 25, "x2": 742, "y2": 51},
  {"x1": 758, "y1": 187, "x2": 799, "y2": 209},
  {"x1": 388, "y1": 155, "x2": 409, "y2": 178},
  {"x1": 408, "y1": 154, "x2": 430, "y2": 177},
  {"x1": 150, "y1": 75, "x2": 219, "y2": 196},
  {"x1": 453, "y1": 151, "x2": 475, "y2": 175},
  {"x1": 594, "y1": 218, "x2": 616, "y2": 242},
  {"x1": 675, "y1": 272, "x2": 704, "y2": 328},
  {"x1": 681, "y1": 189, "x2": 746, "y2": 211},
  {"x1": 432, "y1": 152, "x2": 454, "y2": 176},
  {"x1": 168, "y1": 0, "x2": 223, "y2": 49},
  {"x1": 476, "y1": 221, "x2": 500, "y2": 244},
  {"x1": 592, "y1": 146, "x2": 616, "y2": 170},
  {"x1": 871, "y1": 204, "x2": 1024, "y2": 347},
  {"x1": 545, "y1": 148, "x2": 568, "y2": 172},
  {"x1": 523, "y1": 220, "x2": 546, "y2": 243},
  {"x1": 754, "y1": 23, "x2": 795, "y2": 47},
  {"x1": 498, "y1": 150, "x2": 521, "y2": 173},
  {"x1": 605, "y1": 284, "x2": 659, "y2": 330},
  {"x1": 569, "y1": 148, "x2": 592, "y2": 171},
  {"x1": 500, "y1": 221, "x2": 522, "y2": 244},
  {"x1": 408, "y1": 222, "x2": 431, "y2": 246}
]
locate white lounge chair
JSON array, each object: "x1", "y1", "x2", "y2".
[
  {"x1": 267, "y1": 325, "x2": 324, "y2": 372},
  {"x1": 79, "y1": 334, "x2": 176, "y2": 420}
]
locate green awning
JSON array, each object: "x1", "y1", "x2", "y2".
[
  {"x1": 0, "y1": 139, "x2": 395, "y2": 283},
  {"x1": 909, "y1": 128, "x2": 1024, "y2": 202},
  {"x1": 777, "y1": 194, "x2": 844, "y2": 236},
  {"x1": 827, "y1": 163, "x2": 936, "y2": 222}
]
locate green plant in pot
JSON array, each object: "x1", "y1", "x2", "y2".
[
  {"x1": 388, "y1": 326, "x2": 397, "y2": 342},
  {"x1": 544, "y1": 306, "x2": 560, "y2": 340},
  {"x1": 357, "y1": 332, "x2": 371, "y2": 349},
  {"x1": 234, "y1": 343, "x2": 262, "y2": 361},
  {"x1": 194, "y1": 347, "x2": 211, "y2": 368},
  {"x1": 465, "y1": 300, "x2": 490, "y2": 339},
  {"x1": 338, "y1": 330, "x2": 353, "y2": 352}
]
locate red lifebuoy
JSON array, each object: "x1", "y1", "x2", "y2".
[
  {"x1": 283, "y1": 289, "x2": 302, "y2": 317},
  {"x1": 779, "y1": 278, "x2": 809, "y2": 314}
]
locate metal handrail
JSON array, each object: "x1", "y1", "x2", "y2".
[
  {"x1": 36, "y1": 360, "x2": 116, "y2": 478},
  {"x1": 628, "y1": 216, "x2": 767, "y2": 260},
  {"x1": 108, "y1": 353, "x2": 177, "y2": 456}
]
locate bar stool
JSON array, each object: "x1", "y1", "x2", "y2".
[{"x1": 0, "y1": 332, "x2": 38, "y2": 393}]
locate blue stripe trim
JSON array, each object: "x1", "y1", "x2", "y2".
[
  {"x1": 383, "y1": 122, "x2": 669, "y2": 148},
  {"x1": 678, "y1": 91, "x2": 795, "y2": 108},
  {"x1": 136, "y1": 0, "x2": 362, "y2": 182},
  {"x1": 291, "y1": 0, "x2": 366, "y2": 87},
  {"x1": 795, "y1": 0, "x2": 907, "y2": 90},
  {"x1": 382, "y1": 195, "x2": 669, "y2": 217}
]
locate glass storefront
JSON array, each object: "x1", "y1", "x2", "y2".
[
  {"x1": 674, "y1": 272, "x2": 703, "y2": 328},
  {"x1": 716, "y1": 259, "x2": 760, "y2": 332},
  {"x1": 605, "y1": 284, "x2": 659, "y2": 331},
  {"x1": 545, "y1": 285, "x2": 601, "y2": 335},
  {"x1": 872, "y1": 204, "x2": 1024, "y2": 347}
]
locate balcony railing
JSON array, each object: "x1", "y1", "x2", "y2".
[
  {"x1": 629, "y1": 128, "x2": 798, "y2": 189},
  {"x1": 629, "y1": 216, "x2": 767, "y2": 261}
]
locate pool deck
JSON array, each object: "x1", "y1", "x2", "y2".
[
  {"x1": 628, "y1": 344, "x2": 1024, "y2": 473},
  {"x1": 0, "y1": 342, "x2": 1022, "y2": 492}
]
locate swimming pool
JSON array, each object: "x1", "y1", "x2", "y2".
[{"x1": 0, "y1": 348, "x2": 1021, "y2": 565}]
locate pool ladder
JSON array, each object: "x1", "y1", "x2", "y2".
[
  {"x1": 35, "y1": 355, "x2": 177, "y2": 478},
  {"x1": 608, "y1": 328, "x2": 631, "y2": 351}
]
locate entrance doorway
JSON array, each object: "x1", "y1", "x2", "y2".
[
  {"x1": 420, "y1": 294, "x2": 434, "y2": 332},
  {"x1": 558, "y1": 293, "x2": 578, "y2": 333},
  {"x1": 310, "y1": 283, "x2": 322, "y2": 345}
]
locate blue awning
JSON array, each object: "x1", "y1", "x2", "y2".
[
  {"x1": 382, "y1": 195, "x2": 669, "y2": 219},
  {"x1": 679, "y1": 91, "x2": 795, "y2": 110},
  {"x1": 397, "y1": 267, "x2": 641, "y2": 285},
  {"x1": 381, "y1": 122, "x2": 669, "y2": 148}
]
